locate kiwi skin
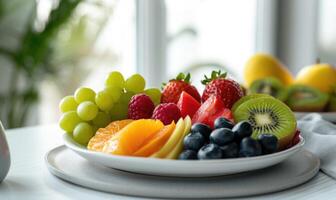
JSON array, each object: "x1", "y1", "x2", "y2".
[
  {"x1": 327, "y1": 97, "x2": 336, "y2": 112},
  {"x1": 286, "y1": 85, "x2": 329, "y2": 112},
  {"x1": 327, "y1": 86, "x2": 336, "y2": 112},
  {"x1": 249, "y1": 77, "x2": 288, "y2": 102},
  {"x1": 233, "y1": 97, "x2": 296, "y2": 150},
  {"x1": 231, "y1": 94, "x2": 271, "y2": 113}
]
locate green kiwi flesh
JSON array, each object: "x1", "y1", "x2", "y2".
[
  {"x1": 232, "y1": 94, "x2": 271, "y2": 112},
  {"x1": 286, "y1": 85, "x2": 329, "y2": 112},
  {"x1": 249, "y1": 77, "x2": 288, "y2": 101},
  {"x1": 233, "y1": 97, "x2": 296, "y2": 149}
]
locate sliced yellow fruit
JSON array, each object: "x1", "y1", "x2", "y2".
[
  {"x1": 150, "y1": 118, "x2": 185, "y2": 158},
  {"x1": 102, "y1": 119, "x2": 164, "y2": 156},
  {"x1": 165, "y1": 116, "x2": 192, "y2": 159}
]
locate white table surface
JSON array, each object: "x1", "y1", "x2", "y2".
[{"x1": 1, "y1": 124, "x2": 336, "y2": 200}]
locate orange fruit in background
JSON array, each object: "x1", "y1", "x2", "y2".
[
  {"x1": 133, "y1": 122, "x2": 175, "y2": 157},
  {"x1": 103, "y1": 119, "x2": 164, "y2": 156},
  {"x1": 87, "y1": 119, "x2": 133, "y2": 152}
]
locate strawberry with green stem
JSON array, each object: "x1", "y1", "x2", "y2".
[
  {"x1": 161, "y1": 73, "x2": 201, "y2": 104},
  {"x1": 202, "y1": 70, "x2": 244, "y2": 108}
]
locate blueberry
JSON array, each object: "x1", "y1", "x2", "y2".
[
  {"x1": 191, "y1": 123, "x2": 212, "y2": 139},
  {"x1": 220, "y1": 143, "x2": 238, "y2": 158},
  {"x1": 214, "y1": 117, "x2": 234, "y2": 129},
  {"x1": 178, "y1": 150, "x2": 198, "y2": 160},
  {"x1": 183, "y1": 132, "x2": 205, "y2": 151},
  {"x1": 197, "y1": 144, "x2": 223, "y2": 160},
  {"x1": 232, "y1": 121, "x2": 253, "y2": 141},
  {"x1": 239, "y1": 137, "x2": 262, "y2": 157},
  {"x1": 209, "y1": 128, "x2": 234, "y2": 146},
  {"x1": 257, "y1": 134, "x2": 278, "y2": 154}
]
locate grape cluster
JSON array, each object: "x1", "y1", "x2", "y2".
[{"x1": 59, "y1": 71, "x2": 161, "y2": 145}]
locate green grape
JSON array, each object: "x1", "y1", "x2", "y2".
[
  {"x1": 110, "y1": 102, "x2": 128, "y2": 121},
  {"x1": 104, "y1": 86, "x2": 122, "y2": 102},
  {"x1": 125, "y1": 74, "x2": 145, "y2": 93},
  {"x1": 144, "y1": 88, "x2": 162, "y2": 105},
  {"x1": 105, "y1": 71, "x2": 125, "y2": 89},
  {"x1": 73, "y1": 122, "x2": 94, "y2": 145},
  {"x1": 77, "y1": 101, "x2": 98, "y2": 121},
  {"x1": 74, "y1": 87, "x2": 96, "y2": 103},
  {"x1": 120, "y1": 91, "x2": 135, "y2": 103},
  {"x1": 95, "y1": 91, "x2": 114, "y2": 111},
  {"x1": 59, "y1": 111, "x2": 82, "y2": 132},
  {"x1": 92, "y1": 111, "x2": 111, "y2": 128},
  {"x1": 59, "y1": 96, "x2": 78, "y2": 113}
]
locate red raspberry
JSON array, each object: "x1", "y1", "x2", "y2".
[
  {"x1": 128, "y1": 94, "x2": 155, "y2": 120},
  {"x1": 152, "y1": 103, "x2": 181, "y2": 125}
]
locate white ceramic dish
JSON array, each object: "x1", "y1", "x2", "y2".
[
  {"x1": 63, "y1": 134, "x2": 305, "y2": 177},
  {"x1": 46, "y1": 146, "x2": 319, "y2": 198},
  {"x1": 295, "y1": 112, "x2": 336, "y2": 122}
]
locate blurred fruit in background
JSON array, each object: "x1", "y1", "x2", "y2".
[
  {"x1": 249, "y1": 77, "x2": 288, "y2": 102},
  {"x1": 295, "y1": 62, "x2": 336, "y2": 93},
  {"x1": 244, "y1": 53, "x2": 294, "y2": 87},
  {"x1": 286, "y1": 85, "x2": 329, "y2": 112},
  {"x1": 244, "y1": 53, "x2": 336, "y2": 112}
]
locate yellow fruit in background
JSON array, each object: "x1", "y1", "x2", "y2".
[
  {"x1": 295, "y1": 63, "x2": 336, "y2": 93},
  {"x1": 244, "y1": 53, "x2": 294, "y2": 87}
]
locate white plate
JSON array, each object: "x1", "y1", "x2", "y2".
[
  {"x1": 295, "y1": 112, "x2": 336, "y2": 122},
  {"x1": 46, "y1": 146, "x2": 320, "y2": 198},
  {"x1": 63, "y1": 134, "x2": 305, "y2": 177}
]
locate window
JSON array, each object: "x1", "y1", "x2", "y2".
[
  {"x1": 318, "y1": 0, "x2": 336, "y2": 64},
  {"x1": 165, "y1": 0, "x2": 258, "y2": 88}
]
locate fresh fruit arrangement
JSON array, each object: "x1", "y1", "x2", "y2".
[
  {"x1": 59, "y1": 70, "x2": 300, "y2": 160},
  {"x1": 244, "y1": 54, "x2": 336, "y2": 112}
]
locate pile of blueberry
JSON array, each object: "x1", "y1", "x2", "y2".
[{"x1": 178, "y1": 117, "x2": 278, "y2": 160}]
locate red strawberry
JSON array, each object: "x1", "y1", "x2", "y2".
[
  {"x1": 192, "y1": 95, "x2": 233, "y2": 128},
  {"x1": 201, "y1": 71, "x2": 243, "y2": 108},
  {"x1": 128, "y1": 94, "x2": 155, "y2": 120},
  {"x1": 177, "y1": 91, "x2": 201, "y2": 118},
  {"x1": 161, "y1": 73, "x2": 201, "y2": 104},
  {"x1": 152, "y1": 103, "x2": 181, "y2": 125}
]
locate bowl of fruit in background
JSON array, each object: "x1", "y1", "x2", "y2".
[
  {"x1": 243, "y1": 53, "x2": 336, "y2": 122},
  {"x1": 59, "y1": 70, "x2": 304, "y2": 177}
]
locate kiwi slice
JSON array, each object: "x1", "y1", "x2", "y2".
[
  {"x1": 286, "y1": 85, "x2": 329, "y2": 112},
  {"x1": 249, "y1": 77, "x2": 288, "y2": 101},
  {"x1": 327, "y1": 86, "x2": 336, "y2": 112},
  {"x1": 232, "y1": 94, "x2": 271, "y2": 112},
  {"x1": 233, "y1": 97, "x2": 296, "y2": 149}
]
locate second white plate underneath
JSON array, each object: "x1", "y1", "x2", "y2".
[
  {"x1": 45, "y1": 146, "x2": 320, "y2": 199},
  {"x1": 63, "y1": 134, "x2": 305, "y2": 177}
]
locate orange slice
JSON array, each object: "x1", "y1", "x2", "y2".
[
  {"x1": 87, "y1": 119, "x2": 133, "y2": 152},
  {"x1": 133, "y1": 122, "x2": 175, "y2": 157},
  {"x1": 102, "y1": 119, "x2": 164, "y2": 156}
]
